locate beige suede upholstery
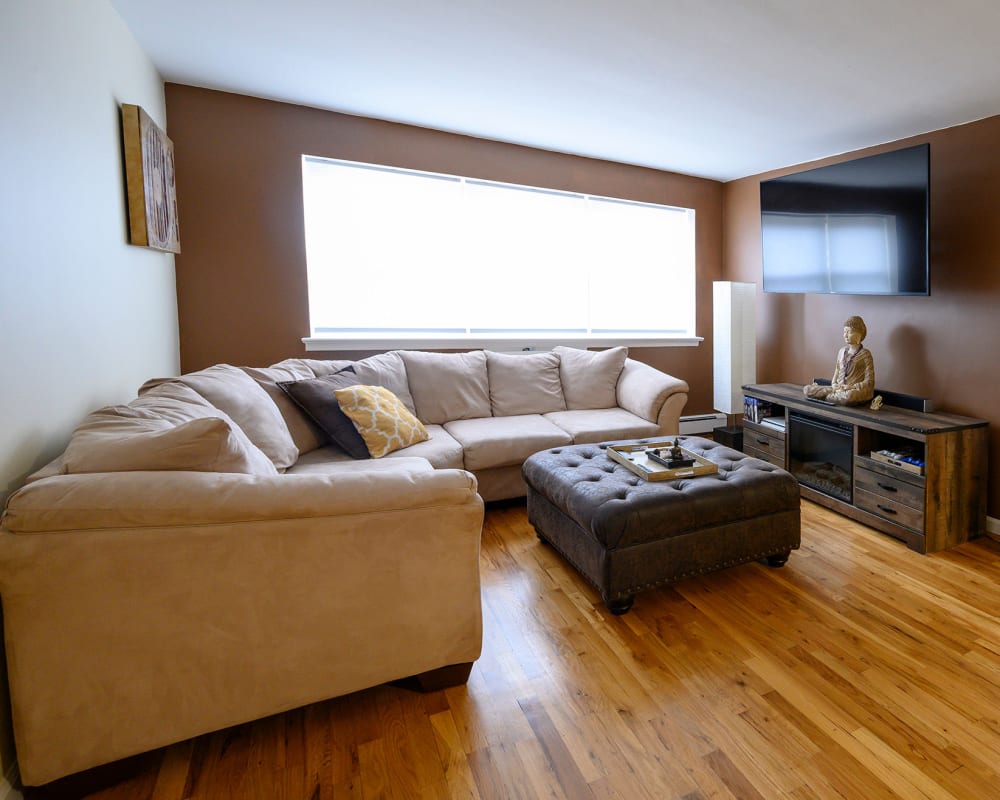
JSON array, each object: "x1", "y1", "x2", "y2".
[
  {"x1": 444, "y1": 415, "x2": 572, "y2": 471},
  {"x1": 486, "y1": 350, "x2": 566, "y2": 415},
  {"x1": 0, "y1": 346, "x2": 687, "y2": 785},
  {"x1": 401, "y1": 350, "x2": 492, "y2": 423},
  {"x1": 143, "y1": 364, "x2": 300, "y2": 470},
  {"x1": 241, "y1": 363, "x2": 326, "y2": 455},
  {"x1": 0, "y1": 468, "x2": 483, "y2": 786}
]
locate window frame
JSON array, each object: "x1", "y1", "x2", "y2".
[{"x1": 300, "y1": 156, "x2": 703, "y2": 351}]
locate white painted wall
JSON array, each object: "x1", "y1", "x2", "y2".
[
  {"x1": 0, "y1": 0, "x2": 180, "y2": 789},
  {"x1": 0, "y1": 0, "x2": 179, "y2": 499}
]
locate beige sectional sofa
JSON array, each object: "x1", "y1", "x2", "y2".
[
  {"x1": 278, "y1": 346, "x2": 688, "y2": 500},
  {"x1": 0, "y1": 346, "x2": 687, "y2": 785}
]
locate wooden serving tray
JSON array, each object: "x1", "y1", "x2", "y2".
[{"x1": 607, "y1": 440, "x2": 720, "y2": 481}]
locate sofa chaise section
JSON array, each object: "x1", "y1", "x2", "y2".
[{"x1": 0, "y1": 463, "x2": 483, "y2": 786}]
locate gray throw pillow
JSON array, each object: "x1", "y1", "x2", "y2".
[{"x1": 277, "y1": 369, "x2": 370, "y2": 459}]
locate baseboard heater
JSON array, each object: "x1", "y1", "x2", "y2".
[{"x1": 679, "y1": 412, "x2": 728, "y2": 435}]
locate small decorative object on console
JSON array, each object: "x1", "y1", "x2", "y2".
[{"x1": 802, "y1": 315, "x2": 875, "y2": 406}]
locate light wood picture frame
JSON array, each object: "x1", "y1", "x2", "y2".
[{"x1": 121, "y1": 103, "x2": 181, "y2": 253}]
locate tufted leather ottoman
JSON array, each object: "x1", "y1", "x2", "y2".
[{"x1": 522, "y1": 437, "x2": 801, "y2": 614}]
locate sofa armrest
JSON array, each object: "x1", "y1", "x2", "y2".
[
  {"x1": 616, "y1": 358, "x2": 689, "y2": 433},
  {"x1": 1, "y1": 467, "x2": 479, "y2": 533}
]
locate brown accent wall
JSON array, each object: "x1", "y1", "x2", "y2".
[
  {"x1": 724, "y1": 114, "x2": 1000, "y2": 517},
  {"x1": 164, "y1": 85, "x2": 724, "y2": 414}
]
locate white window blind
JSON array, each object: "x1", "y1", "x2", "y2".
[{"x1": 301, "y1": 156, "x2": 697, "y2": 348}]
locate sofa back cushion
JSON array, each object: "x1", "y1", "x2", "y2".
[
  {"x1": 61, "y1": 403, "x2": 278, "y2": 476},
  {"x1": 400, "y1": 350, "x2": 491, "y2": 425},
  {"x1": 242, "y1": 364, "x2": 326, "y2": 455},
  {"x1": 143, "y1": 364, "x2": 298, "y2": 470},
  {"x1": 351, "y1": 351, "x2": 417, "y2": 414},
  {"x1": 486, "y1": 351, "x2": 566, "y2": 416},
  {"x1": 553, "y1": 346, "x2": 628, "y2": 410},
  {"x1": 269, "y1": 357, "x2": 355, "y2": 377}
]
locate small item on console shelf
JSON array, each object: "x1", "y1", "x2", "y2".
[
  {"x1": 871, "y1": 448, "x2": 925, "y2": 475},
  {"x1": 744, "y1": 396, "x2": 775, "y2": 423}
]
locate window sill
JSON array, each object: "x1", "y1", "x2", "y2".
[{"x1": 302, "y1": 333, "x2": 703, "y2": 352}]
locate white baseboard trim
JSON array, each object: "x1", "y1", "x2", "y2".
[
  {"x1": 679, "y1": 412, "x2": 728, "y2": 435},
  {"x1": 986, "y1": 515, "x2": 1000, "y2": 542}
]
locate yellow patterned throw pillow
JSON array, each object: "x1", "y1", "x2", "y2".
[{"x1": 333, "y1": 385, "x2": 429, "y2": 458}]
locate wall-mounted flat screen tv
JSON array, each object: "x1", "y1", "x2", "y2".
[{"x1": 760, "y1": 143, "x2": 929, "y2": 295}]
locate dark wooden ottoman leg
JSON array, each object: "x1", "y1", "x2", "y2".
[
  {"x1": 766, "y1": 551, "x2": 791, "y2": 567},
  {"x1": 606, "y1": 595, "x2": 635, "y2": 615}
]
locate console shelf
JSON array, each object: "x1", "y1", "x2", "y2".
[{"x1": 741, "y1": 383, "x2": 988, "y2": 553}]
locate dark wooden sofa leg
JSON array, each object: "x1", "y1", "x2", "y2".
[
  {"x1": 409, "y1": 662, "x2": 475, "y2": 692},
  {"x1": 766, "y1": 551, "x2": 791, "y2": 567}
]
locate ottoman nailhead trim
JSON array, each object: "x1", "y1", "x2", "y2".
[{"x1": 616, "y1": 548, "x2": 797, "y2": 596}]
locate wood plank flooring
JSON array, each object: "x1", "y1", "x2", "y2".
[{"x1": 25, "y1": 499, "x2": 1000, "y2": 799}]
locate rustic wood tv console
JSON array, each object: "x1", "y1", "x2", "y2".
[{"x1": 741, "y1": 383, "x2": 988, "y2": 553}]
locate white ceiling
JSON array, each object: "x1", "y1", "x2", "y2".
[{"x1": 110, "y1": 0, "x2": 1000, "y2": 181}]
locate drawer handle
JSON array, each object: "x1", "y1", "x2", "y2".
[
  {"x1": 877, "y1": 504, "x2": 897, "y2": 515},
  {"x1": 877, "y1": 483, "x2": 898, "y2": 493},
  {"x1": 756, "y1": 438, "x2": 770, "y2": 447}
]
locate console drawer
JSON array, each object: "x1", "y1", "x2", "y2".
[
  {"x1": 855, "y1": 486, "x2": 924, "y2": 531},
  {"x1": 743, "y1": 422, "x2": 785, "y2": 467},
  {"x1": 854, "y1": 465, "x2": 925, "y2": 511},
  {"x1": 744, "y1": 443, "x2": 785, "y2": 468}
]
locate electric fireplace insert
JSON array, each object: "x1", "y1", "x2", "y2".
[{"x1": 788, "y1": 410, "x2": 853, "y2": 503}]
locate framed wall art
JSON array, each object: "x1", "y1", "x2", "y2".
[{"x1": 121, "y1": 103, "x2": 181, "y2": 253}]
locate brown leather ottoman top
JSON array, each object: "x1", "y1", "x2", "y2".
[{"x1": 522, "y1": 437, "x2": 800, "y2": 549}]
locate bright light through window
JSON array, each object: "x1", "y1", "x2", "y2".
[
  {"x1": 301, "y1": 156, "x2": 696, "y2": 345},
  {"x1": 761, "y1": 212, "x2": 899, "y2": 294}
]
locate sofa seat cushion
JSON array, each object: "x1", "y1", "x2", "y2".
[
  {"x1": 287, "y1": 425, "x2": 465, "y2": 472},
  {"x1": 401, "y1": 351, "x2": 491, "y2": 424},
  {"x1": 444, "y1": 415, "x2": 571, "y2": 471},
  {"x1": 384, "y1": 424, "x2": 465, "y2": 469},
  {"x1": 285, "y1": 448, "x2": 436, "y2": 477},
  {"x1": 486, "y1": 351, "x2": 566, "y2": 416},
  {"x1": 285, "y1": 444, "x2": 353, "y2": 472},
  {"x1": 544, "y1": 408, "x2": 660, "y2": 444}
]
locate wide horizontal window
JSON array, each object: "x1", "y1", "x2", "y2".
[{"x1": 301, "y1": 156, "x2": 697, "y2": 349}]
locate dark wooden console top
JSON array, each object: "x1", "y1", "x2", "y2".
[{"x1": 744, "y1": 383, "x2": 988, "y2": 439}]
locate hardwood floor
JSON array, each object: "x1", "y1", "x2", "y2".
[{"x1": 26, "y1": 499, "x2": 1000, "y2": 799}]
